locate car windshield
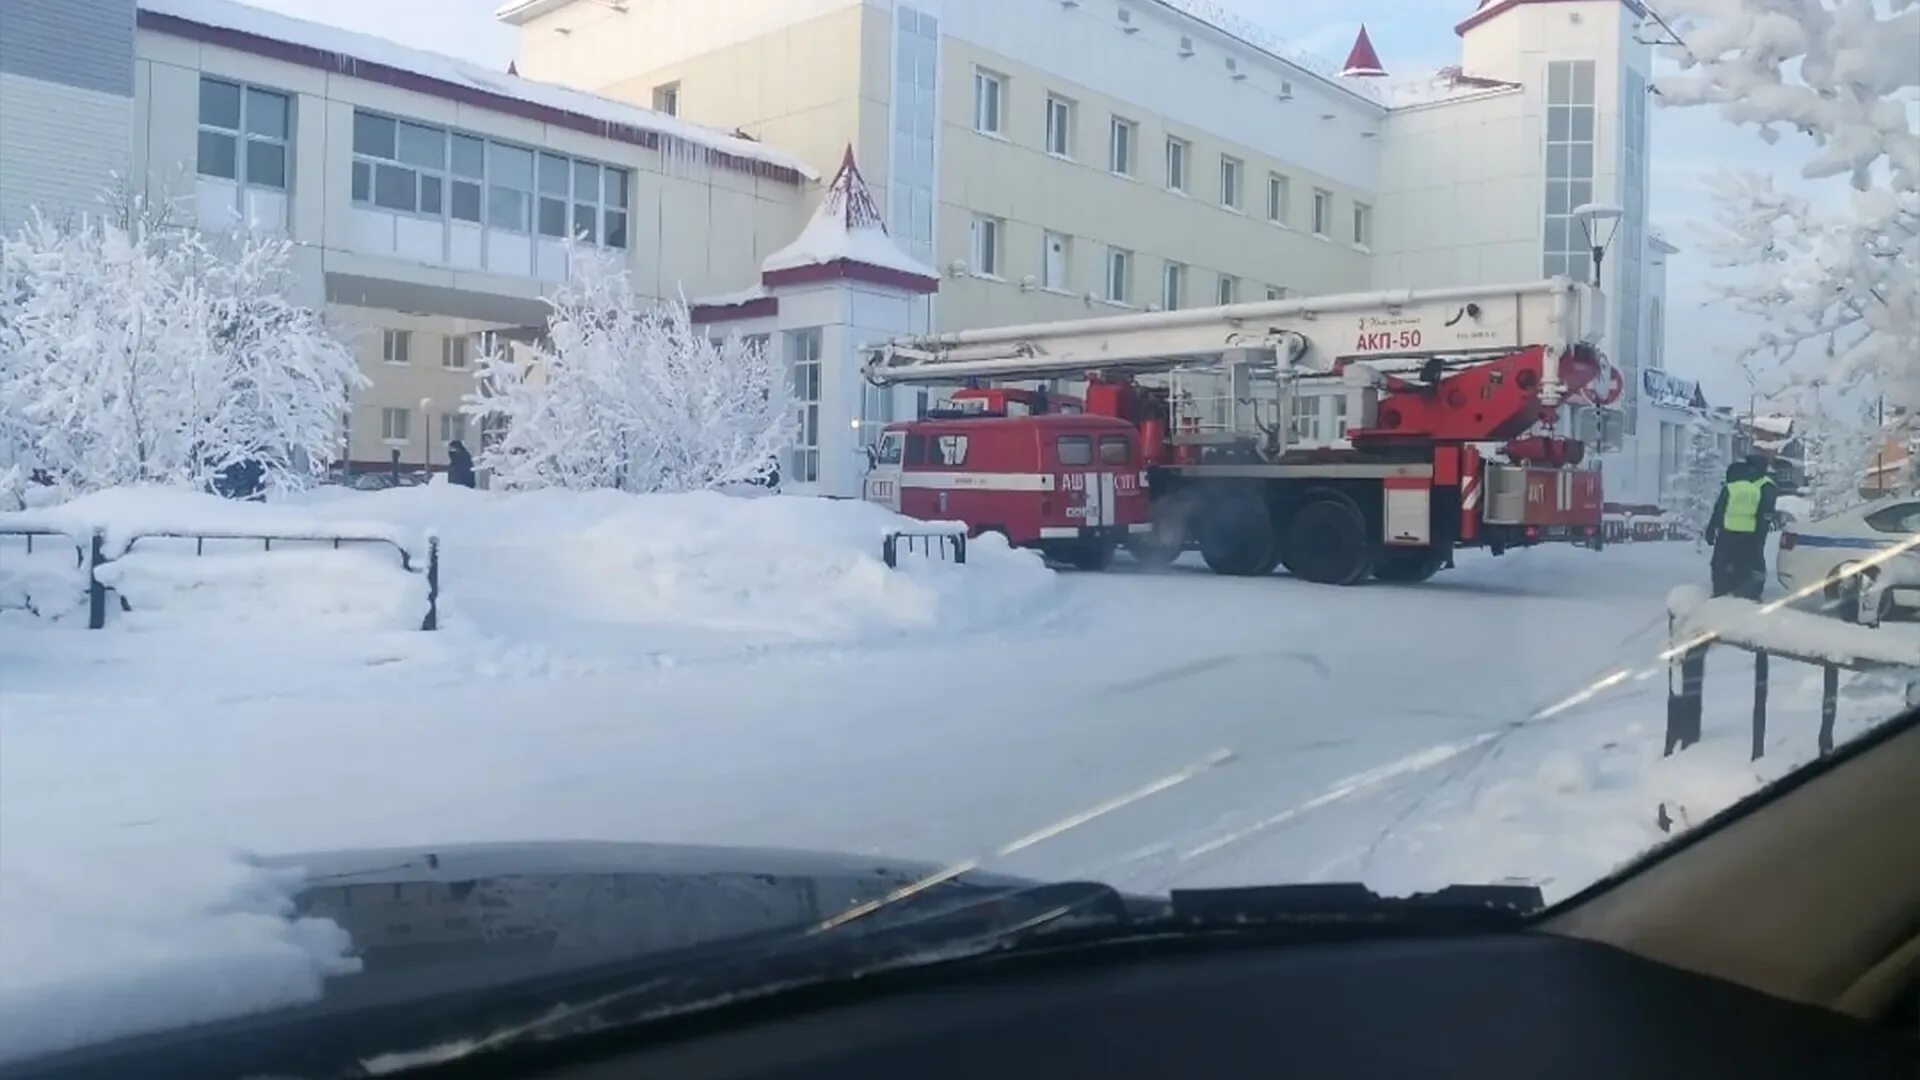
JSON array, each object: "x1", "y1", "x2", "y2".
[{"x1": 1, "y1": 0, "x2": 1917, "y2": 1072}]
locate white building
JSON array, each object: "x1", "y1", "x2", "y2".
[
  {"x1": 0, "y1": 0, "x2": 136, "y2": 233},
  {"x1": 1, "y1": 0, "x2": 1672, "y2": 503}
]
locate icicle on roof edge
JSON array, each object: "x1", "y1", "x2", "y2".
[{"x1": 761, "y1": 148, "x2": 937, "y2": 282}]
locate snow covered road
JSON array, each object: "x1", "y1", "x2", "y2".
[{"x1": 3, "y1": 493, "x2": 1905, "y2": 1062}]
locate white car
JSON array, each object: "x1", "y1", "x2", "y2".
[{"x1": 1776, "y1": 498, "x2": 1920, "y2": 616}]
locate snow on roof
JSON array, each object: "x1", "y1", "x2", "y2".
[
  {"x1": 1151, "y1": 0, "x2": 1382, "y2": 106},
  {"x1": 761, "y1": 149, "x2": 935, "y2": 283},
  {"x1": 1379, "y1": 67, "x2": 1523, "y2": 108},
  {"x1": 138, "y1": 0, "x2": 816, "y2": 181}
]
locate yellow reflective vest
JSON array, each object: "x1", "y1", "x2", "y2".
[{"x1": 1722, "y1": 476, "x2": 1773, "y2": 534}]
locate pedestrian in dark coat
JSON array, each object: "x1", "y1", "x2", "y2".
[{"x1": 446, "y1": 439, "x2": 476, "y2": 488}]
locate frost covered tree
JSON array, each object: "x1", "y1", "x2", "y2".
[
  {"x1": 0, "y1": 207, "x2": 361, "y2": 495},
  {"x1": 467, "y1": 251, "x2": 791, "y2": 493},
  {"x1": 1664, "y1": 419, "x2": 1727, "y2": 539},
  {"x1": 1654, "y1": 0, "x2": 1920, "y2": 407}
]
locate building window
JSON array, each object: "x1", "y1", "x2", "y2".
[
  {"x1": 1352, "y1": 202, "x2": 1373, "y2": 248},
  {"x1": 1267, "y1": 173, "x2": 1290, "y2": 225},
  {"x1": 1266, "y1": 285, "x2": 1289, "y2": 301},
  {"x1": 787, "y1": 328, "x2": 823, "y2": 484},
  {"x1": 1289, "y1": 394, "x2": 1323, "y2": 444},
  {"x1": 1042, "y1": 231, "x2": 1069, "y2": 291},
  {"x1": 1312, "y1": 189, "x2": 1332, "y2": 236},
  {"x1": 1648, "y1": 297, "x2": 1665, "y2": 370},
  {"x1": 197, "y1": 78, "x2": 290, "y2": 202},
  {"x1": 973, "y1": 69, "x2": 1004, "y2": 135},
  {"x1": 1219, "y1": 156, "x2": 1242, "y2": 210},
  {"x1": 1216, "y1": 274, "x2": 1238, "y2": 306},
  {"x1": 1110, "y1": 116, "x2": 1136, "y2": 176},
  {"x1": 652, "y1": 82, "x2": 680, "y2": 116},
  {"x1": 971, "y1": 215, "x2": 1003, "y2": 277},
  {"x1": 351, "y1": 110, "x2": 628, "y2": 249},
  {"x1": 1045, "y1": 95, "x2": 1074, "y2": 158},
  {"x1": 1106, "y1": 247, "x2": 1133, "y2": 304},
  {"x1": 440, "y1": 412, "x2": 468, "y2": 444},
  {"x1": 442, "y1": 336, "x2": 469, "y2": 369},
  {"x1": 1543, "y1": 59, "x2": 1598, "y2": 283},
  {"x1": 382, "y1": 330, "x2": 411, "y2": 366},
  {"x1": 1165, "y1": 137, "x2": 1189, "y2": 193},
  {"x1": 381, "y1": 407, "x2": 410, "y2": 442},
  {"x1": 1161, "y1": 261, "x2": 1184, "y2": 311}
]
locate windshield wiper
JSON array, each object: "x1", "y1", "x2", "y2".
[{"x1": 1163, "y1": 882, "x2": 1545, "y2": 931}]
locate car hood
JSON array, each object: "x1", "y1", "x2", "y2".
[{"x1": 263, "y1": 840, "x2": 1033, "y2": 991}]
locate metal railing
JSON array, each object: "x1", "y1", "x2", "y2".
[
  {"x1": 883, "y1": 530, "x2": 966, "y2": 569},
  {"x1": 0, "y1": 526, "x2": 440, "y2": 630}
]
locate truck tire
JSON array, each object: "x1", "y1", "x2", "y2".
[
  {"x1": 1199, "y1": 494, "x2": 1275, "y2": 576},
  {"x1": 1128, "y1": 491, "x2": 1196, "y2": 567},
  {"x1": 1372, "y1": 547, "x2": 1445, "y2": 584},
  {"x1": 1068, "y1": 537, "x2": 1118, "y2": 572},
  {"x1": 1283, "y1": 496, "x2": 1373, "y2": 585}
]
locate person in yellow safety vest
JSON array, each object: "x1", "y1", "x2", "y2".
[{"x1": 1704, "y1": 455, "x2": 1779, "y2": 599}]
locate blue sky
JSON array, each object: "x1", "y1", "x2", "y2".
[{"x1": 253, "y1": 0, "x2": 1811, "y2": 407}]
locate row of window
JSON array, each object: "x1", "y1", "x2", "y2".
[
  {"x1": 969, "y1": 216, "x2": 1291, "y2": 309},
  {"x1": 350, "y1": 110, "x2": 630, "y2": 248},
  {"x1": 376, "y1": 407, "x2": 468, "y2": 445},
  {"x1": 378, "y1": 330, "x2": 470, "y2": 369},
  {"x1": 975, "y1": 68, "x2": 1371, "y2": 243},
  {"x1": 196, "y1": 77, "x2": 636, "y2": 255}
]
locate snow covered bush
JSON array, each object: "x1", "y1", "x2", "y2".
[
  {"x1": 0, "y1": 207, "x2": 361, "y2": 497},
  {"x1": 1655, "y1": 1, "x2": 1919, "y2": 407},
  {"x1": 466, "y1": 251, "x2": 791, "y2": 493}
]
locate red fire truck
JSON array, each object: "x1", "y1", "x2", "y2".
[
  {"x1": 864, "y1": 388, "x2": 1150, "y2": 570},
  {"x1": 865, "y1": 280, "x2": 1617, "y2": 585}
]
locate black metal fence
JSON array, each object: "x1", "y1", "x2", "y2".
[
  {"x1": 0, "y1": 526, "x2": 439, "y2": 630},
  {"x1": 883, "y1": 530, "x2": 966, "y2": 569},
  {"x1": 1665, "y1": 615, "x2": 1899, "y2": 762}
]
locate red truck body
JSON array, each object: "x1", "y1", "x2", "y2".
[{"x1": 865, "y1": 411, "x2": 1149, "y2": 566}]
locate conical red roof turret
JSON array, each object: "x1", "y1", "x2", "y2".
[{"x1": 1340, "y1": 26, "x2": 1387, "y2": 78}]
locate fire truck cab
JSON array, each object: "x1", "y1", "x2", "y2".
[{"x1": 864, "y1": 392, "x2": 1149, "y2": 570}]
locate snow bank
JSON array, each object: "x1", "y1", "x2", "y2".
[
  {"x1": 1361, "y1": 665, "x2": 1911, "y2": 903},
  {"x1": 0, "y1": 843, "x2": 358, "y2": 1064},
  {"x1": 292, "y1": 485, "x2": 1054, "y2": 664},
  {"x1": 96, "y1": 549, "x2": 428, "y2": 632},
  {"x1": 7, "y1": 486, "x2": 422, "y2": 558}
]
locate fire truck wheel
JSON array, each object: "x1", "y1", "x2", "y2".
[
  {"x1": 1371, "y1": 548, "x2": 1445, "y2": 584},
  {"x1": 1199, "y1": 495, "x2": 1276, "y2": 577},
  {"x1": 1283, "y1": 497, "x2": 1373, "y2": 585}
]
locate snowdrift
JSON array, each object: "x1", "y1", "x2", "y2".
[
  {"x1": 1, "y1": 485, "x2": 1055, "y2": 652},
  {"x1": 294, "y1": 484, "x2": 1055, "y2": 663}
]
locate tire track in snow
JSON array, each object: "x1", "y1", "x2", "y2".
[{"x1": 1175, "y1": 732, "x2": 1504, "y2": 862}]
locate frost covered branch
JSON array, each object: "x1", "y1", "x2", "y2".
[
  {"x1": 1656, "y1": 0, "x2": 1919, "y2": 408},
  {"x1": 465, "y1": 251, "x2": 792, "y2": 493},
  {"x1": 0, "y1": 209, "x2": 363, "y2": 496}
]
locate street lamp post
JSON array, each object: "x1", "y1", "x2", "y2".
[
  {"x1": 1571, "y1": 202, "x2": 1624, "y2": 288},
  {"x1": 420, "y1": 396, "x2": 435, "y2": 479}
]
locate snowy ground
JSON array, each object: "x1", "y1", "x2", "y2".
[{"x1": 2, "y1": 485, "x2": 1913, "y2": 1062}]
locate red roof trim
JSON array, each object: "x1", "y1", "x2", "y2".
[
  {"x1": 1456, "y1": 0, "x2": 1648, "y2": 37},
  {"x1": 761, "y1": 259, "x2": 939, "y2": 294},
  {"x1": 138, "y1": 10, "x2": 805, "y2": 186},
  {"x1": 689, "y1": 296, "x2": 779, "y2": 324}
]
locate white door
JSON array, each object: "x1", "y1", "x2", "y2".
[{"x1": 864, "y1": 430, "x2": 904, "y2": 511}]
